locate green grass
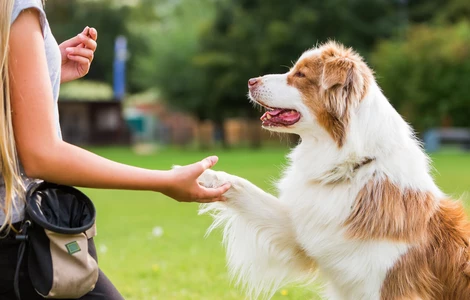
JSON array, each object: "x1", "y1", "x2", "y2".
[{"x1": 83, "y1": 147, "x2": 470, "y2": 300}]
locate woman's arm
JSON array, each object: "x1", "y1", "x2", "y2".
[{"x1": 9, "y1": 9, "x2": 230, "y2": 202}]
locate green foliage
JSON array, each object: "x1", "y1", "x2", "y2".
[
  {"x1": 371, "y1": 21, "x2": 470, "y2": 131},
  {"x1": 407, "y1": 0, "x2": 470, "y2": 24},
  {"x1": 45, "y1": 0, "x2": 470, "y2": 133},
  {"x1": 166, "y1": 0, "x2": 404, "y2": 121},
  {"x1": 60, "y1": 80, "x2": 113, "y2": 101},
  {"x1": 437, "y1": 0, "x2": 470, "y2": 23},
  {"x1": 130, "y1": 0, "x2": 216, "y2": 118},
  {"x1": 140, "y1": 0, "x2": 470, "y2": 133}
]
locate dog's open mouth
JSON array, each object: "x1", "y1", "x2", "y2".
[{"x1": 260, "y1": 108, "x2": 301, "y2": 127}]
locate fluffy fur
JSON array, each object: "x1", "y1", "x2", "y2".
[{"x1": 198, "y1": 41, "x2": 470, "y2": 299}]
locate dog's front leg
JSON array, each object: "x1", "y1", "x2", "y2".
[{"x1": 198, "y1": 170, "x2": 316, "y2": 299}]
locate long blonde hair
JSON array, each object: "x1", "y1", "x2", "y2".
[{"x1": 1, "y1": 0, "x2": 25, "y2": 232}]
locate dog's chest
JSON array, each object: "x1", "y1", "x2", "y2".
[
  {"x1": 283, "y1": 182, "x2": 356, "y2": 257},
  {"x1": 278, "y1": 169, "x2": 356, "y2": 234},
  {"x1": 279, "y1": 171, "x2": 358, "y2": 256},
  {"x1": 279, "y1": 170, "x2": 410, "y2": 298}
]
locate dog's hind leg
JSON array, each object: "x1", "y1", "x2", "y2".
[{"x1": 199, "y1": 169, "x2": 316, "y2": 299}]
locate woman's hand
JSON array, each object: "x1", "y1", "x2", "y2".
[
  {"x1": 59, "y1": 26, "x2": 98, "y2": 83},
  {"x1": 161, "y1": 156, "x2": 231, "y2": 203}
]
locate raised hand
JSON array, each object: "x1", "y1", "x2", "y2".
[{"x1": 59, "y1": 26, "x2": 98, "y2": 83}]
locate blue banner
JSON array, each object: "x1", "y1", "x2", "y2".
[{"x1": 113, "y1": 36, "x2": 127, "y2": 101}]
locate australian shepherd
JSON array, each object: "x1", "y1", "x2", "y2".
[{"x1": 198, "y1": 41, "x2": 470, "y2": 299}]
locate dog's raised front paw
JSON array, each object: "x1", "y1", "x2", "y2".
[{"x1": 198, "y1": 169, "x2": 230, "y2": 189}]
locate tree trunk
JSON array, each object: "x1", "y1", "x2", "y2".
[
  {"x1": 248, "y1": 119, "x2": 262, "y2": 149},
  {"x1": 197, "y1": 119, "x2": 213, "y2": 150},
  {"x1": 214, "y1": 119, "x2": 229, "y2": 149}
]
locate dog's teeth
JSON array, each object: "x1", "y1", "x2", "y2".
[{"x1": 266, "y1": 114, "x2": 271, "y2": 120}]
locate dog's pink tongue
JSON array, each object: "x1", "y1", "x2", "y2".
[
  {"x1": 267, "y1": 109, "x2": 283, "y2": 116},
  {"x1": 260, "y1": 109, "x2": 283, "y2": 120},
  {"x1": 261, "y1": 109, "x2": 301, "y2": 126},
  {"x1": 280, "y1": 110, "x2": 301, "y2": 122}
]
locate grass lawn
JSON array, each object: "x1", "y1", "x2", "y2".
[{"x1": 83, "y1": 147, "x2": 470, "y2": 300}]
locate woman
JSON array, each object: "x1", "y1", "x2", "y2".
[{"x1": 0, "y1": 0, "x2": 230, "y2": 299}]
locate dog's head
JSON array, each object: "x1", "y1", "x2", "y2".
[{"x1": 248, "y1": 41, "x2": 373, "y2": 147}]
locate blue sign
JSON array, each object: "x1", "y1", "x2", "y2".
[{"x1": 113, "y1": 36, "x2": 127, "y2": 101}]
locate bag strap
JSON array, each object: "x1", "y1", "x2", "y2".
[{"x1": 14, "y1": 220, "x2": 31, "y2": 300}]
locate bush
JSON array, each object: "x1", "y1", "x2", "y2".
[
  {"x1": 371, "y1": 21, "x2": 470, "y2": 132},
  {"x1": 60, "y1": 80, "x2": 113, "y2": 101}
]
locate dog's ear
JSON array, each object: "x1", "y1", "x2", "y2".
[
  {"x1": 317, "y1": 42, "x2": 367, "y2": 147},
  {"x1": 321, "y1": 52, "x2": 363, "y2": 118},
  {"x1": 321, "y1": 56, "x2": 354, "y2": 91}
]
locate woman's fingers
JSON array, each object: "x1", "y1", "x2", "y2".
[
  {"x1": 77, "y1": 33, "x2": 97, "y2": 51},
  {"x1": 65, "y1": 55, "x2": 91, "y2": 70},
  {"x1": 59, "y1": 27, "x2": 91, "y2": 49},
  {"x1": 166, "y1": 157, "x2": 231, "y2": 203},
  {"x1": 88, "y1": 27, "x2": 98, "y2": 41},
  {"x1": 194, "y1": 195, "x2": 227, "y2": 203},
  {"x1": 183, "y1": 156, "x2": 219, "y2": 179},
  {"x1": 199, "y1": 156, "x2": 218, "y2": 171},
  {"x1": 66, "y1": 47, "x2": 94, "y2": 62},
  {"x1": 59, "y1": 35, "x2": 81, "y2": 49},
  {"x1": 81, "y1": 26, "x2": 89, "y2": 35},
  {"x1": 197, "y1": 183, "x2": 231, "y2": 200}
]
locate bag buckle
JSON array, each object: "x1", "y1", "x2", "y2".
[{"x1": 15, "y1": 220, "x2": 31, "y2": 241}]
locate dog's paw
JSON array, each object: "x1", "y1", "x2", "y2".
[
  {"x1": 198, "y1": 169, "x2": 231, "y2": 189},
  {"x1": 198, "y1": 170, "x2": 250, "y2": 202}
]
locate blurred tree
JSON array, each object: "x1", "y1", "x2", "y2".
[
  {"x1": 130, "y1": 0, "x2": 220, "y2": 146},
  {"x1": 407, "y1": 0, "x2": 470, "y2": 24},
  {"x1": 185, "y1": 0, "x2": 404, "y2": 146},
  {"x1": 130, "y1": 0, "x2": 215, "y2": 105},
  {"x1": 46, "y1": 0, "x2": 469, "y2": 145},
  {"x1": 435, "y1": 0, "x2": 470, "y2": 23},
  {"x1": 372, "y1": 21, "x2": 470, "y2": 132}
]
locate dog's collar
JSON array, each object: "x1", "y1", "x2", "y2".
[
  {"x1": 352, "y1": 157, "x2": 375, "y2": 171},
  {"x1": 312, "y1": 156, "x2": 376, "y2": 185}
]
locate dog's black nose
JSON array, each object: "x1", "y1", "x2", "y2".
[{"x1": 248, "y1": 77, "x2": 259, "y2": 88}]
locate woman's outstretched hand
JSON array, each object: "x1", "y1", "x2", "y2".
[
  {"x1": 59, "y1": 26, "x2": 98, "y2": 83},
  {"x1": 162, "y1": 156, "x2": 231, "y2": 203}
]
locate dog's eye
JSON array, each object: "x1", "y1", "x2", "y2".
[{"x1": 294, "y1": 71, "x2": 305, "y2": 78}]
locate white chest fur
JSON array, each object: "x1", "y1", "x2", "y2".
[{"x1": 278, "y1": 165, "x2": 410, "y2": 299}]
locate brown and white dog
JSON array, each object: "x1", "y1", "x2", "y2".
[{"x1": 198, "y1": 41, "x2": 470, "y2": 299}]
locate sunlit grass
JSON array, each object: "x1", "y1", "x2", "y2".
[{"x1": 83, "y1": 147, "x2": 470, "y2": 300}]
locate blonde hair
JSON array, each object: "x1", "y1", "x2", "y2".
[{"x1": 0, "y1": 0, "x2": 25, "y2": 232}]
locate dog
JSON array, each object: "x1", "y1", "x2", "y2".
[{"x1": 198, "y1": 41, "x2": 470, "y2": 299}]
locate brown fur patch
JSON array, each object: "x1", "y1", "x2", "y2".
[
  {"x1": 381, "y1": 199, "x2": 470, "y2": 299},
  {"x1": 344, "y1": 177, "x2": 470, "y2": 298},
  {"x1": 344, "y1": 177, "x2": 437, "y2": 242},
  {"x1": 288, "y1": 41, "x2": 373, "y2": 147}
]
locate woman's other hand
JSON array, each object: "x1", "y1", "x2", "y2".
[
  {"x1": 162, "y1": 156, "x2": 231, "y2": 203},
  {"x1": 59, "y1": 26, "x2": 98, "y2": 83}
]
